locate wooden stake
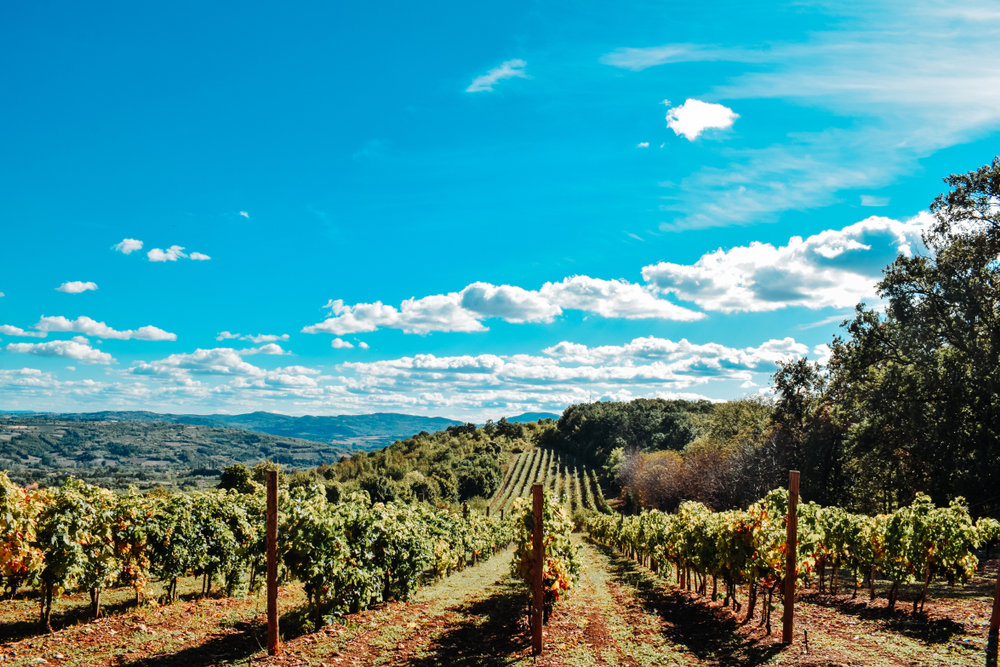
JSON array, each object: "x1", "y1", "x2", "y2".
[
  {"x1": 266, "y1": 469, "x2": 280, "y2": 656},
  {"x1": 532, "y1": 483, "x2": 544, "y2": 656},
  {"x1": 782, "y1": 470, "x2": 799, "y2": 645},
  {"x1": 988, "y1": 561, "x2": 1000, "y2": 667}
]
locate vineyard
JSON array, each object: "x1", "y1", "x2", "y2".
[
  {"x1": 488, "y1": 447, "x2": 610, "y2": 516},
  {"x1": 3, "y1": 463, "x2": 1000, "y2": 665}
]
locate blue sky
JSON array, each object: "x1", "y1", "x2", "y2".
[{"x1": 2, "y1": 0, "x2": 999, "y2": 420}]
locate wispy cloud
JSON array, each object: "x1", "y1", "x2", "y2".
[
  {"x1": 466, "y1": 59, "x2": 529, "y2": 93},
  {"x1": 861, "y1": 195, "x2": 890, "y2": 207},
  {"x1": 0, "y1": 325, "x2": 47, "y2": 338},
  {"x1": 216, "y1": 332, "x2": 290, "y2": 343},
  {"x1": 601, "y1": 3, "x2": 1000, "y2": 230},
  {"x1": 55, "y1": 281, "x2": 98, "y2": 294}
]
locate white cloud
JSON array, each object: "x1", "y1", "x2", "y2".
[
  {"x1": 331, "y1": 338, "x2": 354, "y2": 349},
  {"x1": 113, "y1": 238, "x2": 143, "y2": 255},
  {"x1": 665, "y1": 99, "x2": 739, "y2": 140},
  {"x1": 33, "y1": 315, "x2": 177, "y2": 341},
  {"x1": 541, "y1": 276, "x2": 704, "y2": 321},
  {"x1": 5, "y1": 339, "x2": 115, "y2": 364},
  {"x1": 641, "y1": 213, "x2": 929, "y2": 312},
  {"x1": 216, "y1": 332, "x2": 290, "y2": 343},
  {"x1": 66, "y1": 366, "x2": 76, "y2": 371},
  {"x1": 0, "y1": 292, "x2": 5, "y2": 297},
  {"x1": 861, "y1": 195, "x2": 890, "y2": 207},
  {"x1": 55, "y1": 281, "x2": 98, "y2": 294},
  {"x1": 466, "y1": 59, "x2": 529, "y2": 93},
  {"x1": 637, "y1": 142, "x2": 649, "y2": 148},
  {"x1": 189, "y1": 252, "x2": 211, "y2": 261},
  {"x1": 303, "y1": 276, "x2": 704, "y2": 336},
  {"x1": 240, "y1": 343, "x2": 289, "y2": 355},
  {"x1": 239, "y1": 211, "x2": 249, "y2": 218},
  {"x1": 0, "y1": 325, "x2": 47, "y2": 338},
  {"x1": 359, "y1": 341, "x2": 370, "y2": 349},
  {"x1": 813, "y1": 344, "x2": 833, "y2": 365},
  {"x1": 600, "y1": 44, "x2": 758, "y2": 71},
  {"x1": 147, "y1": 246, "x2": 188, "y2": 262}
]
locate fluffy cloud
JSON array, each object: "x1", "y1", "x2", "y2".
[
  {"x1": 113, "y1": 238, "x2": 143, "y2": 254},
  {"x1": 147, "y1": 246, "x2": 188, "y2": 262},
  {"x1": 665, "y1": 99, "x2": 739, "y2": 140},
  {"x1": 0, "y1": 325, "x2": 47, "y2": 338},
  {"x1": 5, "y1": 339, "x2": 114, "y2": 364},
  {"x1": 466, "y1": 59, "x2": 528, "y2": 92},
  {"x1": 304, "y1": 277, "x2": 703, "y2": 336},
  {"x1": 331, "y1": 338, "x2": 354, "y2": 349},
  {"x1": 189, "y1": 252, "x2": 211, "y2": 261},
  {"x1": 33, "y1": 316, "x2": 177, "y2": 341},
  {"x1": 637, "y1": 142, "x2": 649, "y2": 148},
  {"x1": 641, "y1": 213, "x2": 929, "y2": 312},
  {"x1": 540, "y1": 276, "x2": 702, "y2": 321},
  {"x1": 216, "y1": 332, "x2": 289, "y2": 343},
  {"x1": 55, "y1": 281, "x2": 98, "y2": 294}
]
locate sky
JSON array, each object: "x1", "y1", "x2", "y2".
[{"x1": 2, "y1": 0, "x2": 1000, "y2": 421}]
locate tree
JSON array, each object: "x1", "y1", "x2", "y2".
[{"x1": 829, "y1": 157, "x2": 1000, "y2": 513}]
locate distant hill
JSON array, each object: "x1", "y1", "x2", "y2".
[
  {"x1": 0, "y1": 417, "x2": 352, "y2": 491},
  {"x1": 3, "y1": 410, "x2": 463, "y2": 452},
  {"x1": 504, "y1": 412, "x2": 561, "y2": 423}
]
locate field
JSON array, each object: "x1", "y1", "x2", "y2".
[
  {"x1": 489, "y1": 448, "x2": 610, "y2": 516},
  {"x1": 1, "y1": 534, "x2": 996, "y2": 666}
]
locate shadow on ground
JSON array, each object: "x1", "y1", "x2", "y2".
[
  {"x1": 800, "y1": 592, "x2": 966, "y2": 644},
  {"x1": 593, "y1": 542, "x2": 784, "y2": 667},
  {"x1": 402, "y1": 578, "x2": 530, "y2": 667},
  {"x1": 0, "y1": 596, "x2": 135, "y2": 645},
  {"x1": 115, "y1": 605, "x2": 314, "y2": 667}
]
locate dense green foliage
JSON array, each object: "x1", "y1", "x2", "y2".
[
  {"x1": 294, "y1": 419, "x2": 556, "y2": 506},
  {"x1": 590, "y1": 490, "x2": 997, "y2": 621},
  {"x1": 544, "y1": 399, "x2": 715, "y2": 471},
  {"x1": 0, "y1": 471, "x2": 510, "y2": 630},
  {"x1": 510, "y1": 492, "x2": 581, "y2": 618}
]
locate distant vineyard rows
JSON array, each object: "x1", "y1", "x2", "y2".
[{"x1": 488, "y1": 448, "x2": 610, "y2": 515}]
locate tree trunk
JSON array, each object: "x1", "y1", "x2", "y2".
[{"x1": 712, "y1": 575, "x2": 718, "y2": 602}]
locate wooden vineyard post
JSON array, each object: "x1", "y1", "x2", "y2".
[
  {"x1": 266, "y1": 469, "x2": 280, "y2": 657},
  {"x1": 782, "y1": 470, "x2": 799, "y2": 645},
  {"x1": 532, "y1": 483, "x2": 544, "y2": 656},
  {"x1": 988, "y1": 563, "x2": 1000, "y2": 667}
]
